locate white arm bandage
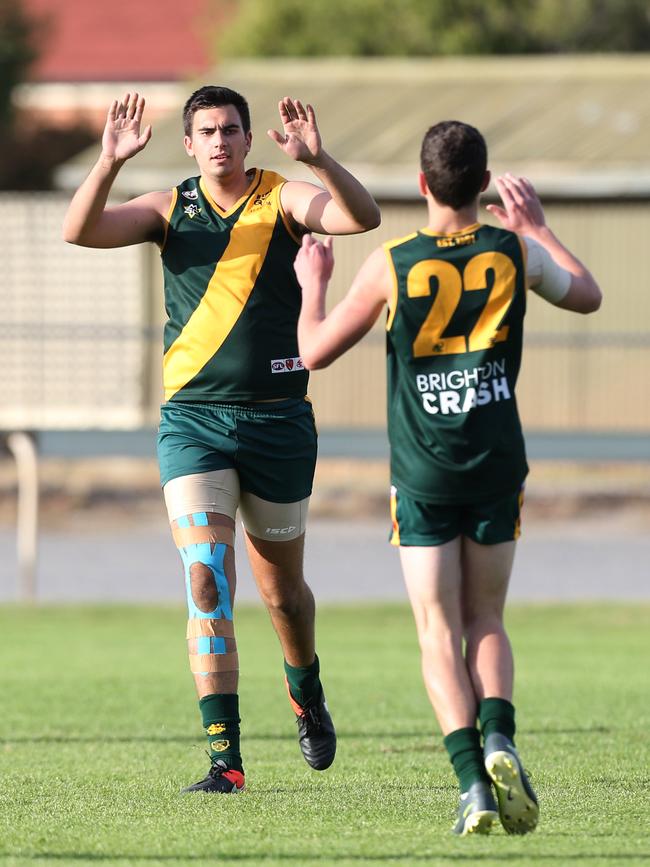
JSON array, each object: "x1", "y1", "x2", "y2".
[{"x1": 524, "y1": 236, "x2": 572, "y2": 304}]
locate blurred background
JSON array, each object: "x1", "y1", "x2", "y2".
[{"x1": 0, "y1": 0, "x2": 649, "y2": 603}]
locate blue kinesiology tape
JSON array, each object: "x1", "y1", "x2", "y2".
[
  {"x1": 179, "y1": 541, "x2": 233, "y2": 621},
  {"x1": 196, "y1": 636, "x2": 227, "y2": 655}
]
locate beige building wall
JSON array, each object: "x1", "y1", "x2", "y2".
[
  {"x1": 303, "y1": 201, "x2": 650, "y2": 432},
  {"x1": 1, "y1": 195, "x2": 647, "y2": 433}
]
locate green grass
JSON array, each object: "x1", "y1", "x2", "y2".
[{"x1": 0, "y1": 603, "x2": 649, "y2": 866}]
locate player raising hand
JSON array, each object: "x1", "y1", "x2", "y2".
[
  {"x1": 64, "y1": 84, "x2": 379, "y2": 795},
  {"x1": 295, "y1": 121, "x2": 600, "y2": 836}
]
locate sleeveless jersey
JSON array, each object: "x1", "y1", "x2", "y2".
[
  {"x1": 160, "y1": 169, "x2": 308, "y2": 402},
  {"x1": 384, "y1": 223, "x2": 529, "y2": 504}
]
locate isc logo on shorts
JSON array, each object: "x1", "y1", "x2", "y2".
[
  {"x1": 271, "y1": 357, "x2": 304, "y2": 373},
  {"x1": 266, "y1": 526, "x2": 297, "y2": 535}
]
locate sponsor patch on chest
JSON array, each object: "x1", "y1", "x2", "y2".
[{"x1": 271, "y1": 356, "x2": 304, "y2": 373}]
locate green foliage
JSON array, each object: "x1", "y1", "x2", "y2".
[
  {"x1": 0, "y1": 0, "x2": 37, "y2": 127},
  {"x1": 532, "y1": 0, "x2": 650, "y2": 51},
  {"x1": 0, "y1": 602, "x2": 649, "y2": 865},
  {"x1": 214, "y1": 0, "x2": 650, "y2": 56}
]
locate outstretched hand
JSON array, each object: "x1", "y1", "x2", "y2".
[
  {"x1": 102, "y1": 92, "x2": 152, "y2": 163},
  {"x1": 294, "y1": 234, "x2": 334, "y2": 292},
  {"x1": 486, "y1": 174, "x2": 546, "y2": 235},
  {"x1": 268, "y1": 97, "x2": 322, "y2": 165}
]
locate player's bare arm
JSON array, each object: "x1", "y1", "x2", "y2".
[
  {"x1": 296, "y1": 238, "x2": 389, "y2": 369},
  {"x1": 487, "y1": 173, "x2": 601, "y2": 313},
  {"x1": 63, "y1": 93, "x2": 170, "y2": 248},
  {"x1": 270, "y1": 97, "x2": 380, "y2": 235}
]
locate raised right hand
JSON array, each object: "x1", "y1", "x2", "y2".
[
  {"x1": 101, "y1": 92, "x2": 152, "y2": 163},
  {"x1": 294, "y1": 234, "x2": 334, "y2": 294}
]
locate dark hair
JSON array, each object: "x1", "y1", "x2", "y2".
[
  {"x1": 420, "y1": 121, "x2": 487, "y2": 210},
  {"x1": 182, "y1": 85, "x2": 251, "y2": 136}
]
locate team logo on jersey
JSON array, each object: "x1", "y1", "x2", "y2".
[
  {"x1": 271, "y1": 357, "x2": 304, "y2": 373},
  {"x1": 182, "y1": 188, "x2": 199, "y2": 200},
  {"x1": 183, "y1": 204, "x2": 202, "y2": 219},
  {"x1": 251, "y1": 190, "x2": 272, "y2": 210}
]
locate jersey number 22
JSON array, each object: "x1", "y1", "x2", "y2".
[{"x1": 407, "y1": 252, "x2": 516, "y2": 357}]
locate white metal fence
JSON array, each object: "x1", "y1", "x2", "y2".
[{"x1": 0, "y1": 193, "x2": 152, "y2": 430}]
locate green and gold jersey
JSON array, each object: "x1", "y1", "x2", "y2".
[
  {"x1": 384, "y1": 223, "x2": 529, "y2": 504},
  {"x1": 160, "y1": 169, "x2": 308, "y2": 402}
]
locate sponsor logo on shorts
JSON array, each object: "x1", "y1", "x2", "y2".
[
  {"x1": 271, "y1": 357, "x2": 304, "y2": 373},
  {"x1": 266, "y1": 526, "x2": 297, "y2": 535}
]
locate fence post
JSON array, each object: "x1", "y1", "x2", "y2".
[{"x1": 6, "y1": 431, "x2": 39, "y2": 603}]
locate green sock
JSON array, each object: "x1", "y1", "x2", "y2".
[
  {"x1": 443, "y1": 726, "x2": 490, "y2": 793},
  {"x1": 284, "y1": 654, "x2": 321, "y2": 707},
  {"x1": 479, "y1": 697, "x2": 516, "y2": 744},
  {"x1": 199, "y1": 693, "x2": 243, "y2": 773}
]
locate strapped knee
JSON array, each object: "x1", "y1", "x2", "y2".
[{"x1": 173, "y1": 512, "x2": 238, "y2": 677}]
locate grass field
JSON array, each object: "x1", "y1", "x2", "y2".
[{"x1": 0, "y1": 603, "x2": 649, "y2": 866}]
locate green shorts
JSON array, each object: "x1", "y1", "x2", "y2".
[
  {"x1": 389, "y1": 485, "x2": 525, "y2": 547},
  {"x1": 157, "y1": 398, "x2": 317, "y2": 503}
]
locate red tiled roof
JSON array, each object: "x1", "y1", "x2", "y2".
[{"x1": 23, "y1": 0, "x2": 219, "y2": 82}]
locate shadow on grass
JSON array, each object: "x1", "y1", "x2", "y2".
[
  {"x1": 1, "y1": 853, "x2": 649, "y2": 862},
  {"x1": 526, "y1": 727, "x2": 610, "y2": 735},
  {"x1": 0, "y1": 735, "x2": 197, "y2": 745},
  {"x1": 0, "y1": 731, "x2": 435, "y2": 746},
  {"x1": 249, "y1": 781, "x2": 453, "y2": 793}
]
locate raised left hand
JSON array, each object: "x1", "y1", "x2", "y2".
[
  {"x1": 268, "y1": 97, "x2": 322, "y2": 165},
  {"x1": 486, "y1": 173, "x2": 546, "y2": 236}
]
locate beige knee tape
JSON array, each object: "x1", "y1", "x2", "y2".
[
  {"x1": 189, "y1": 650, "x2": 239, "y2": 674},
  {"x1": 186, "y1": 618, "x2": 235, "y2": 639},
  {"x1": 187, "y1": 619, "x2": 237, "y2": 676},
  {"x1": 172, "y1": 524, "x2": 235, "y2": 549}
]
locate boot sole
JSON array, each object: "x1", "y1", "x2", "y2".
[{"x1": 485, "y1": 750, "x2": 538, "y2": 834}]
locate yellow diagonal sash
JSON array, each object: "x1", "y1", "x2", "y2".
[{"x1": 163, "y1": 188, "x2": 278, "y2": 399}]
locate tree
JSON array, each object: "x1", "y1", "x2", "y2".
[
  {"x1": 213, "y1": 0, "x2": 650, "y2": 57},
  {"x1": 0, "y1": 0, "x2": 37, "y2": 129},
  {"x1": 0, "y1": 0, "x2": 96, "y2": 190}
]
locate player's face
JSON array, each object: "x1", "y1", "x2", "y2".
[{"x1": 184, "y1": 105, "x2": 252, "y2": 180}]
